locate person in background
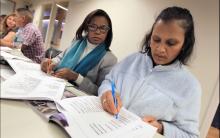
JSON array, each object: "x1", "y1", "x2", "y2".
[
  {"x1": 0, "y1": 14, "x2": 7, "y2": 35},
  {"x1": 14, "y1": 8, "x2": 44, "y2": 63},
  {"x1": 0, "y1": 14, "x2": 17, "y2": 46},
  {"x1": 41, "y1": 9, "x2": 117, "y2": 95},
  {"x1": 99, "y1": 6, "x2": 201, "y2": 138},
  {"x1": 0, "y1": 14, "x2": 7, "y2": 23}
]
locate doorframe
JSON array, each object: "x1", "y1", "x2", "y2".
[{"x1": 199, "y1": 76, "x2": 219, "y2": 138}]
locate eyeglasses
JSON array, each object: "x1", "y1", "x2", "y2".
[{"x1": 87, "y1": 24, "x2": 110, "y2": 34}]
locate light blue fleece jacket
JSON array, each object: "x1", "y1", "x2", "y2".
[{"x1": 98, "y1": 52, "x2": 201, "y2": 138}]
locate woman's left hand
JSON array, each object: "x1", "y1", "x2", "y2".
[
  {"x1": 142, "y1": 116, "x2": 163, "y2": 134},
  {"x1": 53, "y1": 68, "x2": 79, "y2": 81}
]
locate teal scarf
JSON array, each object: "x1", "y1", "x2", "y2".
[{"x1": 55, "y1": 38, "x2": 107, "y2": 76}]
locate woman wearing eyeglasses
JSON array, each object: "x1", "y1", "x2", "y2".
[{"x1": 41, "y1": 9, "x2": 117, "y2": 95}]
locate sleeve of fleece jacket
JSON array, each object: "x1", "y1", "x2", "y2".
[
  {"x1": 78, "y1": 52, "x2": 117, "y2": 95},
  {"x1": 162, "y1": 83, "x2": 201, "y2": 138},
  {"x1": 98, "y1": 68, "x2": 117, "y2": 97}
]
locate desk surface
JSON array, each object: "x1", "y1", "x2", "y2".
[{"x1": 1, "y1": 100, "x2": 70, "y2": 138}]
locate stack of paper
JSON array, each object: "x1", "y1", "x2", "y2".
[{"x1": 1, "y1": 72, "x2": 65, "y2": 101}]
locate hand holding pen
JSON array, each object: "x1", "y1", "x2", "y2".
[
  {"x1": 40, "y1": 51, "x2": 56, "y2": 74},
  {"x1": 111, "y1": 81, "x2": 118, "y2": 119},
  {"x1": 47, "y1": 51, "x2": 53, "y2": 74},
  {"x1": 101, "y1": 81, "x2": 122, "y2": 118}
]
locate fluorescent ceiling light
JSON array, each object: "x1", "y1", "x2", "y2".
[{"x1": 56, "y1": 4, "x2": 68, "y2": 11}]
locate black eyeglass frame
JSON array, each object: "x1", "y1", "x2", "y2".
[{"x1": 87, "y1": 24, "x2": 110, "y2": 34}]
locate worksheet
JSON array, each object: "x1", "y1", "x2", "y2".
[
  {"x1": 1, "y1": 72, "x2": 65, "y2": 101},
  {"x1": 6, "y1": 59, "x2": 64, "y2": 82},
  {"x1": 56, "y1": 96, "x2": 157, "y2": 138}
]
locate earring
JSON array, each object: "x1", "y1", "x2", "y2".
[
  {"x1": 83, "y1": 31, "x2": 88, "y2": 36},
  {"x1": 148, "y1": 41, "x2": 151, "y2": 47}
]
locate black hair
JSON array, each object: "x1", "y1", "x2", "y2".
[
  {"x1": 0, "y1": 14, "x2": 7, "y2": 19},
  {"x1": 76, "y1": 9, "x2": 113, "y2": 51},
  {"x1": 141, "y1": 6, "x2": 195, "y2": 65}
]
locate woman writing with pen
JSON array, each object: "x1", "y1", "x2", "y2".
[
  {"x1": 41, "y1": 9, "x2": 117, "y2": 95},
  {"x1": 98, "y1": 6, "x2": 201, "y2": 138}
]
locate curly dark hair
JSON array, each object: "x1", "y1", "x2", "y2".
[
  {"x1": 141, "y1": 6, "x2": 195, "y2": 65},
  {"x1": 75, "y1": 9, "x2": 113, "y2": 51}
]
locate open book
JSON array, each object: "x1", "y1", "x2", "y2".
[{"x1": 29, "y1": 96, "x2": 157, "y2": 138}]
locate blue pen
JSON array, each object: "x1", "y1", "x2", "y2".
[{"x1": 111, "y1": 81, "x2": 118, "y2": 119}]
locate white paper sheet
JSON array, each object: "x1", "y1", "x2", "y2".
[
  {"x1": 0, "y1": 64, "x2": 15, "y2": 81},
  {"x1": 0, "y1": 47, "x2": 13, "y2": 51},
  {"x1": 1, "y1": 72, "x2": 66, "y2": 101},
  {"x1": 6, "y1": 59, "x2": 65, "y2": 82},
  {"x1": 0, "y1": 51, "x2": 31, "y2": 62},
  {"x1": 6, "y1": 58, "x2": 41, "y2": 72}
]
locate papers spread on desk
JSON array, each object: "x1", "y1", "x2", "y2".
[
  {"x1": 0, "y1": 72, "x2": 65, "y2": 101},
  {"x1": 0, "y1": 64, "x2": 15, "y2": 81},
  {"x1": 6, "y1": 59, "x2": 65, "y2": 82},
  {"x1": 0, "y1": 46, "x2": 13, "y2": 51},
  {"x1": 55, "y1": 96, "x2": 157, "y2": 138},
  {"x1": 0, "y1": 51, "x2": 31, "y2": 62},
  {"x1": 6, "y1": 58, "x2": 41, "y2": 73}
]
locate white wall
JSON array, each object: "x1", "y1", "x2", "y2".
[
  {"x1": 60, "y1": 0, "x2": 219, "y2": 137},
  {"x1": 0, "y1": 0, "x2": 15, "y2": 15}
]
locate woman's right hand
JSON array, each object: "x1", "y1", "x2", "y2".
[
  {"x1": 40, "y1": 58, "x2": 56, "y2": 74},
  {"x1": 101, "y1": 91, "x2": 122, "y2": 115}
]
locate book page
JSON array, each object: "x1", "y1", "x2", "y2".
[
  {"x1": 6, "y1": 59, "x2": 65, "y2": 82},
  {"x1": 56, "y1": 96, "x2": 157, "y2": 138},
  {"x1": 1, "y1": 72, "x2": 65, "y2": 101}
]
